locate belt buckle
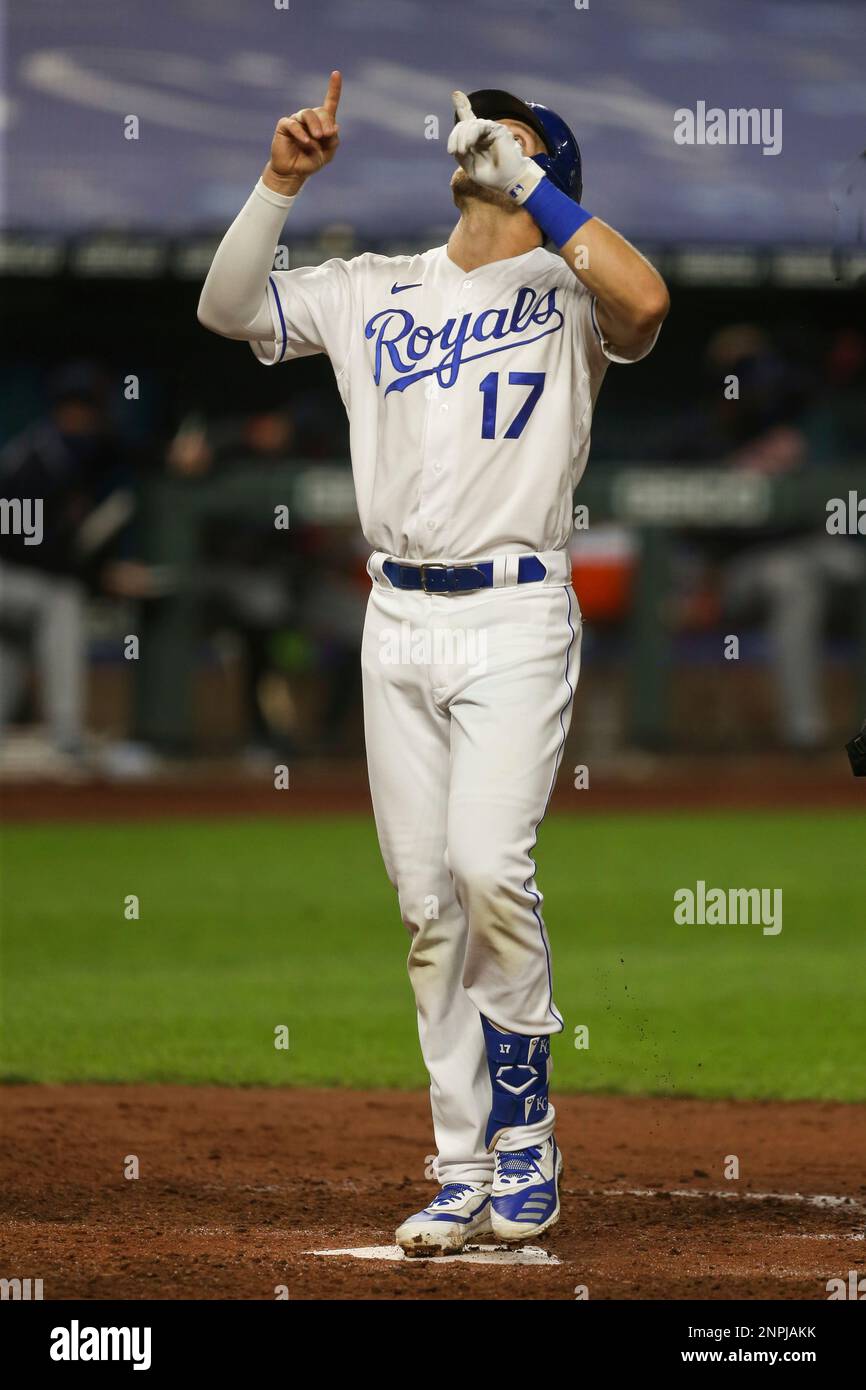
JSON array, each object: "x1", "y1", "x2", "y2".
[{"x1": 419, "y1": 563, "x2": 448, "y2": 593}]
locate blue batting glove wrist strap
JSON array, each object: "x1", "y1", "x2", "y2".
[{"x1": 523, "y1": 177, "x2": 592, "y2": 249}]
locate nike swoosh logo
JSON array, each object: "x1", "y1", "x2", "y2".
[{"x1": 391, "y1": 281, "x2": 423, "y2": 294}]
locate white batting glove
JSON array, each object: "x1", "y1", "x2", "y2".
[{"x1": 448, "y1": 90, "x2": 545, "y2": 205}]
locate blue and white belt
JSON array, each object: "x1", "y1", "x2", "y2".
[{"x1": 367, "y1": 550, "x2": 571, "y2": 595}]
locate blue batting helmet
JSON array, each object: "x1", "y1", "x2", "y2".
[{"x1": 462, "y1": 89, "x2": 583, "y2": 202}]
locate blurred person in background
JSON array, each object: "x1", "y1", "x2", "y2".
[
  {"x1": 810, "y1": 327, "x2": 866, "y2": 461},
  {"x1": 167, "y1": 405, "x2": 367, "y2": 757},
  {"x1": 677, "y1": 326, "x2": 864, "y2": 749},
  {"x1": 0, "y1": 362, "x2": 155, "y2": 775},
  {"x1": 167, "y1": 406, "x2": 301, "y2": 758},
  {"x1": 299, "y1": 519, "x2": 369, "y2": 755}
]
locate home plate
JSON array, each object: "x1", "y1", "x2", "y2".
[{"x1": 310, "y1": 1243, "x2": 560, "y2": 1265}]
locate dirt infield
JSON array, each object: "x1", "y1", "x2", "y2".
[{"x1": 2, "y1": 1086, "x2": 864, "y2": 1301}]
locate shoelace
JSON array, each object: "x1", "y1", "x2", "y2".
[
  {"x1": 429, "y1": 1182, "x2": 474, "y2": 1206},
  {"x1": 497, "y1": 1146, "x2": 542, "y2": 1179}
]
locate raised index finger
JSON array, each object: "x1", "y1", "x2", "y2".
[
  {"x1": 452, "y1": 90, "x2": 475, "y2": 123},
  {"x1": 323, "y1": 70, "x2": 342, "y2": 115}
]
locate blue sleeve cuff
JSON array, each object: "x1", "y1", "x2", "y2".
[{"x1": 523, "y1": 178, "x2": 592, "y2": 249}]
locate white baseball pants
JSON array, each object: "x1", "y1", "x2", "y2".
[{"x1": 361, "y1": 573, "x2": 581, "y2": 1185}]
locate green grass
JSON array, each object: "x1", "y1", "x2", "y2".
[{"x1": 1, "y1": 811, "x2": 863, "y2": 1099}]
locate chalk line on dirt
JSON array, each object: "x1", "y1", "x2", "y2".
[
  {"x1": 309, "y1": 1243, "x2": 560, "y2": 1265},
  {"x1": 593, "y1": 1187, "x2": 865, "y2": 1212}
]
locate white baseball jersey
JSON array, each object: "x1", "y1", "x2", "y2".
[{"x1": 251, "y1": 244, "x2": 654, "y2": 561}]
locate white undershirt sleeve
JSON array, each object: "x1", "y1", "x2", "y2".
[{"x1": 197, "y1": 179, "x2": 297, "y2": 342}]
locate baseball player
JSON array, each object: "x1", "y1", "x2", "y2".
[{"x1": 199, "y1": 72, "x2": 668, "y2": 1255}]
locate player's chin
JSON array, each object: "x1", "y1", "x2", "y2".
[{"x1": 450, "y1": 169, "x2": 520, "y2": 214}]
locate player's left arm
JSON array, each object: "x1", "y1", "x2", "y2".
[
  {"x1": 559, "y1": 218, "x2": 669, "y2": 358},
  {"x1": 449, "y1": 91, "x2": 669, "y2": 356}
]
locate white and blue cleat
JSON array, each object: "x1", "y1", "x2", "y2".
[
  {"x1": 491, "y1": 1137, "x2": 563, "y2": 1242},
  {"x1": 396, "y1": 1182, "x2": 493, "y2": 1257}
]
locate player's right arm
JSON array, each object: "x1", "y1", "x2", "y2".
[{"x1": 197, "y1": 71, "x2": 342, "y2": 343}]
